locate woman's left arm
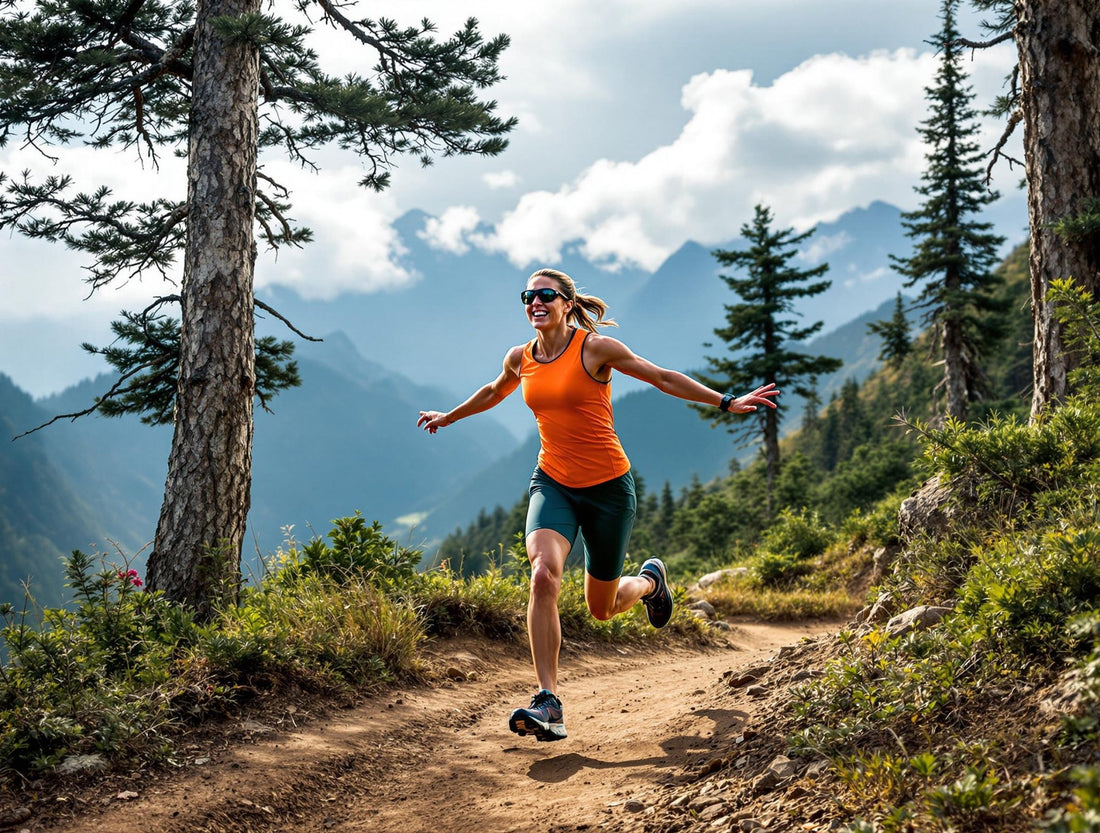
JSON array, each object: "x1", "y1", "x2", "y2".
[{"x1": 593, "y1": 335, "x2": 780, "y2": 414}]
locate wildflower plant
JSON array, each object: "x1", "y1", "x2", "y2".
[{"x1": 0, "y1": 548, "x2": 192, "y2": 773}]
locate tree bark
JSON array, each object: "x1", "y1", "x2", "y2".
[
  {"x1": 146, "y1": 0, "x2": 260, "y2": 618},
  {"x1": 942, "y1": 314, "x2": 969, "y2": 421},
  {"x1": 1015, "y1": 0, "x2": 1100, "y2": 417}
]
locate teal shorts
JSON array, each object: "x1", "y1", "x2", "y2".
[{"x1": 525, "y1": 467, "x2": 637, "y2": 582}]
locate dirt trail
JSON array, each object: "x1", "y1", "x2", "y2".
[{"x1": 34, "y1": 621, "x2": 833, "y2": 833}]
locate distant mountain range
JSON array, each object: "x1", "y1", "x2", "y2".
[
  {"x1": 0, "y1": 199, "x2": 934, "y2": 606},
  {"x1": 259, "y1": 200, "x2": 913, "y2": 435}
]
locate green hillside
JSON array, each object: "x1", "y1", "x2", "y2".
[
  {"x1": 437, "y1": 242, "x2": 1032, "y2": 577},
  {"x1": 0, "y1": 376, "x2": 104, "y2": 608}
]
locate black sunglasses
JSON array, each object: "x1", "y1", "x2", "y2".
[{"x1": 521, "y1": 288, "x2": 570, "y2": 305}]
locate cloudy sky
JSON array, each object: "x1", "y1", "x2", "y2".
[{"x1": 0, "y1": 0, "x2": 1024, "y2": 396}]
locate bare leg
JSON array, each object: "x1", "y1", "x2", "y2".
[
  {"x1": 584, "y1": 572, "x2": 655, "y2": 621},
  {"x1": 524, "y1": 528, "x2": 571, "y2": 693}
]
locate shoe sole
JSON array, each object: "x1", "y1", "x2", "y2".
[
  {"x1": 641, "y1": 558, "x2": 673, "y2": 628},
  {"x1": 509, "y1": 712, "x2": 567, "y2": 742}
]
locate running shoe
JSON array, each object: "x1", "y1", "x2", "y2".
[
  {"x1": 509, "y1": 689, "x2": 567, "y2": 742},
  {"x1": 639, "y1": 557, "x2": 673, "y2": 628}
]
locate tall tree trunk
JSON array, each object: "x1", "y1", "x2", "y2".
[
  {"x1": 942, "y1": 314, "x2": 969, "y2": 421},
  {"x1": 146, "y1": 0, "x2": 260, "y2": 618},
  {"x1": 1015, "y1": 0, "x2": 1100, "y2": 418}
]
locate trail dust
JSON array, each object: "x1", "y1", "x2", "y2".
[{"x1": 33, "y1": 621, "x2": 834, "y2": 833}]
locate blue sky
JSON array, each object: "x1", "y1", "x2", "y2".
[{"x1": 0, "y1": 0, "x2": 1024, "y2": 396}]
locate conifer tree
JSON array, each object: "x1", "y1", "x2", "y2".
[
  {"x1": 891, "y1": 0, "x2": 1006, "y2": 422},
  {"x1": 0, "y1": 1, "x2": 514, "y2": 616},
  {"x1": 697, "y1": 204, "x2": 843, "y2": 516},
  {"x1": 868, "y1": 292, "x2": 913, "y2": 369}
]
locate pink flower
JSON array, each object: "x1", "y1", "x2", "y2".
[{"x1": 118, "y1": 569, "x2": 144, "y2": 588}]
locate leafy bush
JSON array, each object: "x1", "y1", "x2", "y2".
[
  {"x1": 956, "y1": 527, "x2": 1100, "y2": 660},
  {"x1": 761, "y1": 508, "x2": 833, "y2": 560},
  {"x1": 789, "y1": 370, "x2": 1100, "y2": 830},
  {"x1": 1042, "y1": 766, "x2": 1100, "y2": 833},
  {"x1": 839, "y1": 488, "x2": 905, "y2": 552},
  {"x1": 274, "y1": 512, "x2": 422, "y2": 591},
  {"x1": 816, "y1": 441, "x2": 917, "y2": 524},
  {"x1": 913, "y1": 403, "x2": 1100, "y2": 516},
  {"x1": 0, "y1": 550, "x2": 192, "y2": 773},
  {"x1": 408, "y1": 564, "x2": 527, "y2": 639},
  {"x1": 751, "y1": 509, "x2": 834, "y2": 588}
]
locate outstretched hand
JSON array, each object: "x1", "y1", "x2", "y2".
[
  {"x1": 728, "y1": 383, "x2": 781, "y2": 414},
  {"x1": 417, "y1": 410, "x2": 453, "y2": 434}
]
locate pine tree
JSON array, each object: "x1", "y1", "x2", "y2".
[
  {"x1": 697, "y1": 204, "x2": 843, "y2": 516},
  {"x1": 867, "y1": 293, "x2": 913, "y2": 369},
  {"x1": 891, "y1": 0, "x2": 1007, "y2": 422},
  {"x1": 0, "y1": 2, "x2": 514, "y2": 616}
]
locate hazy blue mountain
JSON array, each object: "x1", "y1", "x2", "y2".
[
  {"x1": 0, "y1": 375, "x2": 106, "y2": 607},
  {"x1": 414, "y1": 381, "x2": 737, "y2": 544},
  {"x1": 39, "y1": 378, "x2": 172, "y2": 555},
  {"x1": 0, "y1": 333, "x2": 522, "y2": 603},
  {"x1": 413, "y1": 290, "x2": 909, "y2": 551},
  {"x1": 258, "y1": 202, "x2": 910, "y2": 436},
  {"x1": 0, "y1": 199, "x2": 926, "y2": 602},
  {"x1": 247, "y1": 331, "x2": 520, "y2": 554}
]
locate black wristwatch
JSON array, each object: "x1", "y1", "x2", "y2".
[{"x1": 719, "y1": 393, "x2": 735, "y2": 412}]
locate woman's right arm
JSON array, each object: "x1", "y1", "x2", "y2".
[{"x1": 417, "y1": 346, "x2": 524, "y2": 434}]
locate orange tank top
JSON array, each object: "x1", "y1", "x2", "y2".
[{"x1": 520, "y1": 329, "x2": 631, "y2": 488}]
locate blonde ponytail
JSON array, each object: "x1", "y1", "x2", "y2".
[{"x1": 527, "y1": 268, "x2": 617, "y2": 333}]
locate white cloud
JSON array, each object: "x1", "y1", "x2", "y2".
[
  {"x1": 0, "y1": 146, "x2": 416, "y2": 312},
  {"x1": 842, "y1": 265, "x2": 891, "y2": 290},
  {"x1": 252, "y1": 163, "x2": 414, "y2": 300},
  {"x1": 418, "y1": 206, "x2": 482, "y2": 255},
  {"x1": 0, "y1": 1, "x2": 1022, "y2": 324},
  {"x1": 431, "y1": 45, "x2": 1016, "y2": 272},
  {"x1": 0, "y1": 143, "x2": 185, "y2": 321},
  {"x1": 483, "y1": 170, "x2": 519, "y2": 190},
  {"x1": 799, "y1": 231, "x2": 852, "y2": 264}
]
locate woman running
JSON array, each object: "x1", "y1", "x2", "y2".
[{"x1": 417, "y1": 267, "x2": 779, "y2": 742}]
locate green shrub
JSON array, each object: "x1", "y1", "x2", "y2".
[
  {"x1": 914, "y1": 402, "x2": 1100, "y2": 516},
  {"x1": 956, "y1": 527, "x2": 1100, "y2": 661},
  {"x1": 206, "y1": 572, "x2": 423, "y2": 687},
  {"x1": 410, "y1": 565, "x2": 526, "y2": 639},
  {"x1": 754, "y1": 550, "x2": 810, "y2": 587},
  {"x1": 751, "y1": 508, "x2": 834, "y2": 588},
  {"x1": 761, "y1": 508, "x2": 833, "y2": 560},
  {"x1": 274, "y1": 512, "x2": 422, "y2": 591},
  {"x1": 1042, "y1": 766, "x2": 1100, "y2": 833},
  {"x1": 0, "y1": 550, "x2": 191, "y2": 773},
  {"x1": 816, "y1": 441, "x2": 917, "y2": 524},
  {"x1": 839, "y1": 488, "x2": 906, "y2": 551}
]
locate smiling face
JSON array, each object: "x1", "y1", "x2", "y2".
[{"x1": 525, "y1": 274, "x2": 573, "y2": 331}]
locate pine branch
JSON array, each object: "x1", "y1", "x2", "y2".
[
  {"x1": 254, "y1": 299, "x2": 322, "y2": 342},
  {"x1": 985, "y1": 108, "x2": 1024, "y2": 184},
  {"x1": 309, "y1": 0, "x2": 412, "y2": 67},
  {"x1": 14, "y1": 294, "x2": 311, "y2": 438},
  {"x1": 11, "y1": 353, "x2": 166, "y2": 440},
  {"x1": 955, "y1": 31, "x2": 1015, "y2": 50}
]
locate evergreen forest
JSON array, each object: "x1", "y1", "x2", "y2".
[{"x1": 434, "y1": 244, "x2": 1032, "y2": 582}]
